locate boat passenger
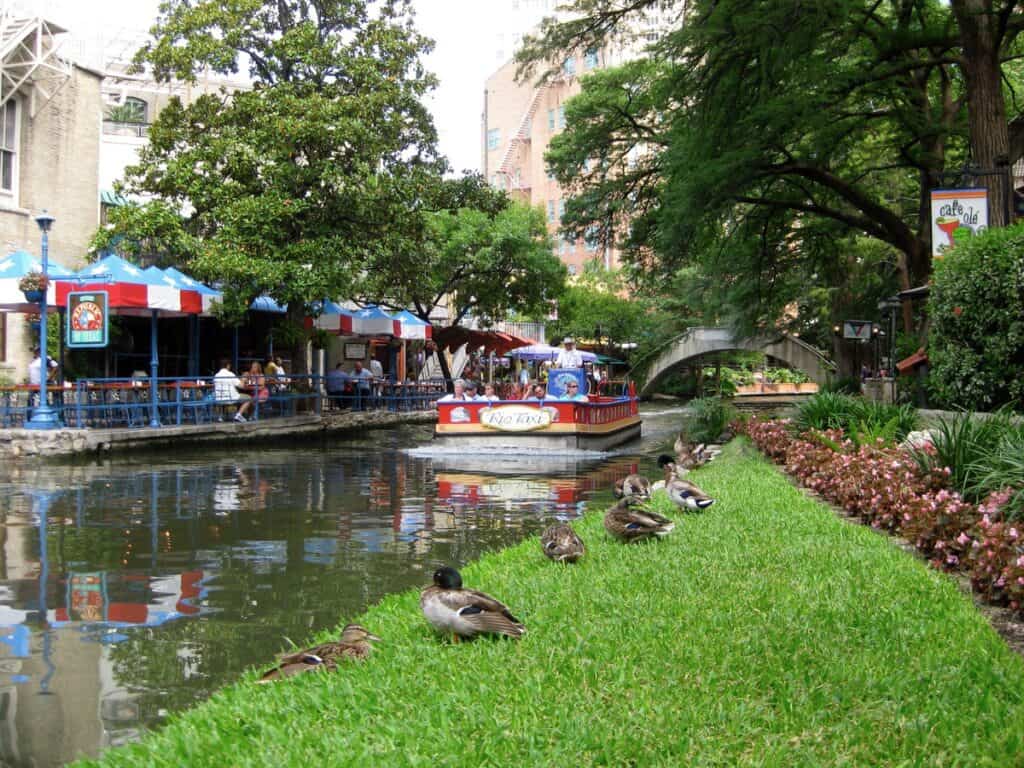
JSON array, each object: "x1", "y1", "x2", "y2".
[
  {"x1": 479, "y1": 383, "x2": 500, "y2": 403},
  {"x1": 555, "y1": 336, "x2": 584, "y2": 369},
  {"x1": 438, "y1": 379, "x2": 469, "y2": 402},
  {"x1": 527, "y1": 383, "x2": 547, "y2": 401},
  {"x1": 561, "y1": 381, "x2": 589, "y2": 402}
]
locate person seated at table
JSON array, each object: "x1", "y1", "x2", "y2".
[
  {"x1": 438, "y1": 379, "x2": 470, "y2": 402},
  {"x1": 244, "y1": 361, "x2": 271, "y2": 412},
  {"x1": 560, "y1": 380, "x2": 589, "y2": 402},
  {"x1": 326, "y1": 363, "x2": 349, "y2": 409},
  {"x1": 351, "y1": 360, "x2": 374, "y2": 409},
  {"x1": 214, "y1": 358, "x2": 252, "y2": 422}
]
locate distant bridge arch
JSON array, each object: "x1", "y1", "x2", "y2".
[{"x1": 638, "y1": 327, "x2": 835, "y2": 398}]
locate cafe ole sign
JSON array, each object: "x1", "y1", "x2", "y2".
[
  {"x1": 480, "y1": 405, "x2": 553, "y2": 432},
  {"x1": 66, "y1": 291, "x2": 109, "y2": 349},
  {"x1": 930, "y1": 188, "x2": 988, "y2": 258}
]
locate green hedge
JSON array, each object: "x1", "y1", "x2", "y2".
[{"x1": 928, "y1": 225, "x2": 1024, "y2": 411}]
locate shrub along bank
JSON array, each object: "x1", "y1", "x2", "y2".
[
  {"x1": 743, "y1": 416, "x2": 1024, "y2": 616},
  {"x1": 78, "y1": 441, "x2": 1024, "y2": 767}
]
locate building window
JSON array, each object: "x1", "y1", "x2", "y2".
[
  {"x1": 558, "y1": 105, "x2": 566, "y2": 130},
  {"x1": 547, "y1": 109, "x2": 555, "y2": 131},
  {"x1": 487, "y1": 128, "x2": 501, "y2": 151},
  {"x1": 558, "y1": 199, "x2": 566, "y2": 220},
  {"x1": 585, "y1": 226, "x2": 599, "y2": 252},
  {"x1": 547, "y1": 167, "x2": 556, "y2": 181},
  {"x1": 584, "y1": 48, "x2": 599, "y2": 69},
  {"x1": 0, "y1": 312, "x2": 6, "y2": 361},
  {"x1": 567, "y1": 264, "x2": 578, "y2": 276},
  {"x1": 547, "y1": 200, "x2": 555, "y2": 221},
  {"x1": 123, "y1": 97, "x2": 148, "y2": 123},
  {"x1": 0, "y1": 99, "x2": 18, "y2": 196},
  {"x1": 563, "y1": 57, "x2": 576, "y2": 76}
]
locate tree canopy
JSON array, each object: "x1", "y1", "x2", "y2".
[
  {"x1": 98, "y1": 0, "x2": 441, "y2": 363},
  {"x1": 518, "y1": 0, "x2": 1024, "y2": 348}
]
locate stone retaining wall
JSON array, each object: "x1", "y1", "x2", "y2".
[{"x1": 0, "y1": 410, "x2": 438, "y2": 459}]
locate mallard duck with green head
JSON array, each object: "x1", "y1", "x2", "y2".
[
  {"x1": 603, "y1": 498, "x2": 675, "y2": 542},
  {"x1": 421, "y1": 566, "x2": 526, "y2": 642},
  {"x1": 541, "y1": 523, "x2": 585, "y2": 563},
  {"x1": 257, "y1": 623, "x2": 382, "y2": 683}
]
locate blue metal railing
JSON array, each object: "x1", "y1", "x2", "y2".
[{"x1": 0, "y1": 374, "x2": 446, "y2": 429}]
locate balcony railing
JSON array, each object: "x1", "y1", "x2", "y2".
[{"x1": 102, "y1": 120, "x2": 151, "y2": 138}]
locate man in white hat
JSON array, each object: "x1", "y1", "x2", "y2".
[{"x1": 555, "y1": 336, "x2": 583, "y2": 369}]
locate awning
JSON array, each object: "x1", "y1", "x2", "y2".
[
  {"x1": 352, "y1": 305, "x2": 401, "y2": 336},
  {"x1": 897, "y1": 347, "x2": 928, "y2": 374},
  {"x1": 100, "y1": 189, "x2": 129, "y2": 207},
  {"x1": 56, "y1": 254, "x2": 202, "y2": 315},
  {"x1": 0, "y1": 250, "x2": 74, "y2": 312},
  {"x1": 435, "y1": 327, "x2": 536, "y2": 356}
]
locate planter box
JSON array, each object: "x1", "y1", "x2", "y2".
[
  {"x1": 797, "y1": 383, "x2": 819, "y2": 393},
  {"x1": 22, "y1": 290, "x2": 44, "y2": 303}
]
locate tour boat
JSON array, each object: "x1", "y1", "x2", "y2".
[{"x1": 434, "y1": 392, "x2": 641, "y2": 451}]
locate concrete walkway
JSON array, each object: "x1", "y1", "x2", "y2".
[{"x1": 0, "y1": 409, "x2": 437, "y2": 458}]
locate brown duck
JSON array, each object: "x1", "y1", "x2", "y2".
[
  {"x1": 540, "y1": 523, "x2": 585, "y2": 563},
  {"x1": 603, "y1": 498, "x2": 675, "y2": 542},
  {"x1": 257, "y1": 623, "x2": 382, "y2": 683}
]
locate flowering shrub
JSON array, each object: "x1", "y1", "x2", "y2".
[
  {"x1": 741, "y1": 417, "x2": 1020, "y2": 615},
  {"x1": 18, "y1": 272, "x2": 49, "y2": 292}
]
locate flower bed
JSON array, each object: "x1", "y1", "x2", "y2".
[{"x1": 741, "y1": 416, "x2": 1023, "y2": 614}]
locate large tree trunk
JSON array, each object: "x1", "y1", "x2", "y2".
[{"x1": 952, "y1": 0, "x2": 1012, "y2": 228}]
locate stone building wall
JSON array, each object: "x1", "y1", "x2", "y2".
[{"x1": 0, "y1": 65, "x2": 102, "y2": 383}]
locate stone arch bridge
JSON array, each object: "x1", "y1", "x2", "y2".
[{"x1": 637, "y1": 327, "x2": 836, "y2": 398}]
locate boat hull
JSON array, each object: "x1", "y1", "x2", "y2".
[{"x1": 433, "y1": 397, "x2": 641, "y2": 452}]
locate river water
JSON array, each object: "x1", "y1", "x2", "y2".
[{"x1": 0, "y1": 405, "x2": 683, "y2": 766}]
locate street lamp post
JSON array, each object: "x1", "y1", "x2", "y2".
[{"x1": 26, "y1": 212, "x2": 60, "y2": 430}]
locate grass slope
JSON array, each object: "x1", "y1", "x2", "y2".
[{"x1": 79, "y1": 440, "x2": 1024, "y2": 767}]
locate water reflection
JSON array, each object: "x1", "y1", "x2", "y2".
[{"x1": 0, "y1": 424, "x2": 652, "y2": 766}]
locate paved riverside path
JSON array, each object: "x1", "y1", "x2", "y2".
[
  {"x1": 78, "y1": 439, "x2": 1024, "y2": 767},
  {"x1": 0, "y1": 410, "x2": 436, "y2": 458}
]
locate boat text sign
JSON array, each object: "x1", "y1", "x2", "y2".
[{"x1": 480, "y1": 405, "x2": 552, "y2": 432}]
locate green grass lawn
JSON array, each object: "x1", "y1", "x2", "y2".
[{"x1": 79, "y1": 439, "x2": 1024, "y2": 767}]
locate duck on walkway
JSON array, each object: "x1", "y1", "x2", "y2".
[
  {"x1": 613, "y1": 474, "x2": 652, "y2": 501},
  {"x1": 421, "y1": 566, "x2": 526, "y2": 642},
  {"x1": 257, "y1": 623, "x2": 382, "y2": 683},
  {"x1": 541, "y1": 523, "x2": 585, "y2": 563},
  {"x1": 603, "y1": 498, "x2": 675, "y2": 542}
]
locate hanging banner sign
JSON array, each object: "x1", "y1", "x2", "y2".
[
  {"x1": 842, "y1": 320, "x2": 873, "y2": 341},
  {"x1": 67, "y1": 291, "x2": 109, "y2": 348},
  {"x1": 930, "y1": 188, "x2": 988, "y2": 257}
]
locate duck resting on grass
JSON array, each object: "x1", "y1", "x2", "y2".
[
  {"x1": 421, "y1": 566, "x2": 526, "y2": 642},
  {"x1": 257, "y1": 623, "x2": 382, "y2": 683},
  {"x1": 603, "y1": 498, "x2": 675, "y2": 542},
  {"x1": 613, "y1": 474, "x2": 652, "y2": 502},
  {"x1": 674, "y1": 436, "x2": 721, "y2": 468},
  {"x1": 664, "y1": 475, "x2": 715, "y2": 511},
  {"x1": 541, "y1": 523, "x2": 585, "y2": 563}
]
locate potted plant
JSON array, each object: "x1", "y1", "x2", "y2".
[{"x1": 18, "y1": 272, "x2": 49, "y2": 303}]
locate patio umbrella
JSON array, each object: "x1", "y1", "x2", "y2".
[
  {"x1": 352, "y1": 305, "x2": 401, "y2": 336},
  {"x1": 507, "y1": 343, "x2": 598, "y2": 363},
  {"x1": 0, "y1": 250, "x2": 74, "y2": 312},
  {"x1": 309, "y1": 299, "x2": 356, "y2": 334},
  {"x1": 391, "y1": 309, "x2": 432, "y2": 340},
  {"x1": 163, "y1": 267, "x2": 222, "y2": 315}
]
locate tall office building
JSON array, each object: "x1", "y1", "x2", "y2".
[{"x1": 481, "y1": 3, "x2": 670, "y2": 276}]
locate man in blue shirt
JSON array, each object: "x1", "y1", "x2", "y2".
[
  {"x1": 326, "y1": 363, "x2": 349, "y2": 409},
  {"x1": 351, "y1": 360, "x2": 374, "y2": 410}
]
